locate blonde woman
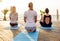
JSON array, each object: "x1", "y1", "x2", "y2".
[{"x1": 9, "y1": 6, "x2": 18, "y2": 27}]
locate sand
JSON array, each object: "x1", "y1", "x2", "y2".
[{"x1": 0, "y1": 21, "x2": 60, "y2": 41}]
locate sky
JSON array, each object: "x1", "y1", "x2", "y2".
[{"x1": 0, "y1": 0, "x2": 60, "y2": 20}]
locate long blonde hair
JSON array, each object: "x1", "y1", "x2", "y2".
[{"x1": 10, "y1": 6, "x2": 16, "y2": 13}]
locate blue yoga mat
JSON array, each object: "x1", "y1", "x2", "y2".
[
  {"x1": 5, "y1": 25, "x2": 20, "y2": 30},
  {"x1": 10, "y1": 25, "x2": 19, "y2": 30},
  {"x1": 40, "y1": 26, "x2": 54, "y2": 30},
  {"x1": 14, "y1": 31, "x2": 39, "y2": 41}
]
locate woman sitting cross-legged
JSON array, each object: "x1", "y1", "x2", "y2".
[
  {"x1": 40, "y1": 8, "x2": 52, "y2": 27},
  {"x1": 9, "y1": 6, "x2": 18, "y2": 27}
]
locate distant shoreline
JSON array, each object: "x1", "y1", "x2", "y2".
[{"x1": 0, "y1": 15, "x2": 60, "y2": 21}]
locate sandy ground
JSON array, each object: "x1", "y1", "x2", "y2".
[{"x1": 0, "y1": 21, "x2": 60, "y2": 41}]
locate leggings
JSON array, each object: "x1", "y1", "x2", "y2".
[
  {"x1": 10, "y1": 23, "x2": 18, "y2": 27},
  {"x1": 40, "y1": 21, "x2": 52, "y2": 27},
  {"x1": 25, "y1": 27, "x2": 36, "y2": 32}
]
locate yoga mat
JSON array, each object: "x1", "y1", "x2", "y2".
[
  {"x1": 40, "y1": 26, "x2": 54, "y2": 30},
  {"x1": 10, "y1": 25, "x2": 19, "y2": 30},
  {"x1": 4, "y1": 24, "x2": 20, "y2": 30},
  {"x1": 14, "y1": 31, "x2": 39, "y2": 41}
]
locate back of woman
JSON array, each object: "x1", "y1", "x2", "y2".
[
  {"x1": 40, "y1": 8, "x2": 52, "y2": 27},
  {"x1": 43, "y1": 15, "x2": 52, "y2": 27}
]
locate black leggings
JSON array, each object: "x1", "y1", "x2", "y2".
[
  {"x1": 10, "y1": 23, "x2": 18, "y2": 27},
  {"x1": 40, "y1": 21, "x2": 52, "y2": 27}
]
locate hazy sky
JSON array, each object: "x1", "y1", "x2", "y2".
[{"x1": 0, "y1": 0, "x2": 60, "y2": 20}]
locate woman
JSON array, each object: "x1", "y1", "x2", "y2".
[
  {"x1": 9, "y1": 6, "x2": 18, "y2": 27},
  {"x1": 40, "y1": 8, "x2": 52, "y2": 27}
]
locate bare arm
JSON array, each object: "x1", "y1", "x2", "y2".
[
  {"x1": 9, "y1": 14, "x2": 11, "y2": 20},
  {"x1": 50, "y1": 15, "x2": 52, "y2": 22},
  {"x1": 24, "y1": 12, "x2": 27, "y2": 23},
  {"x1": 24, "y1": 17, "x2": 26, "y2": 22},
  {"x1": 34, "y1": 16, "x2": 37, "y2": 23},
  {"x1": 16, "y1": 13, "x2": 18, "y2": 20}
]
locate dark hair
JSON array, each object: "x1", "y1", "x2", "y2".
[
  {"x1": 28, "y1": 2, "x2": 33, "y2": 7},
  {"x1": 45, "y1": 8, "x2": 49, "y2": 13}
]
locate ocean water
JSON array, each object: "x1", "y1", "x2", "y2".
[
  {"x1": 38, "y1": 15, "x2": 60, "y2": 21},
  {"x1": 52, "y1": 15, "x2": 60, "y2": 21},
  {"x1": 7, "y1": 14, "x2": 58, "y2": 21},
  {"x1": 0, "y1": 14, "x2": 60, "y2": 21},
  {"x1": 18, "y1": 15, "x2": 60, "y2": 21}
]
